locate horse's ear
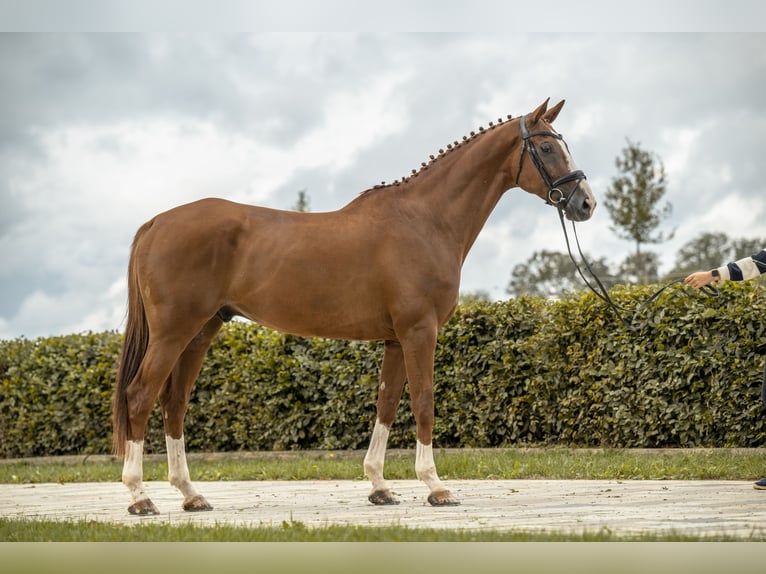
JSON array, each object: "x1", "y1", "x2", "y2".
[
  {"x1": 543, "y1": 99, "x2": 565, "y2": 124},
  {"x1": 529, "y1": 98, "x2": 551, "y2": 124}
]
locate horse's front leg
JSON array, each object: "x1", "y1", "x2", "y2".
[
  {"x1": 401, "y1": 323, "x2": 460, "y2": 506},
  {"x1": 364, "y1": 340, "x2": 407, "y2": 505}
]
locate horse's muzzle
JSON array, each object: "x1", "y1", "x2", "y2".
[{"x1": 564, "y1": 183, "x2": 596, "y2": 222}]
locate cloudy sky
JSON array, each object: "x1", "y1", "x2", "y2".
[{"x1": 1, "y1": 8, "x2": 765, "y2": 339}]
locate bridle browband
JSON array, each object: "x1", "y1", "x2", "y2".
[
  {"x1": 514, "y1": 114, "x2": 718, "y2": 327},
  {"x1": 515, "y1": 113, "x2": 587, "y2": 210}
]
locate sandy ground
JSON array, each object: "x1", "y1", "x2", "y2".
[{"x1": 3, "y1": 478, "x2": 766, "y2": 537}]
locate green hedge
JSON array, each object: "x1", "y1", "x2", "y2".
[{"x1": 1, "y1": 283, "x2": 765, "y2": 457}]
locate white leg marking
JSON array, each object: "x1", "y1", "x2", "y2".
[
  {"x1": 165, "y1": 434, "x2": 200, "y2": 501},
  {"x1": 363, "y1": 419, "x2": 391, "y2": 493},
  {"x1": 122, "y1": 440, "x2": 149, "y2": 503},
  {"x1": 415, "y1": 440, "x2": 447, "y2": 494}
]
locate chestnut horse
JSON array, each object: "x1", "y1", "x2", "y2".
[{"x1": 112, "y1": 98, "x2": 595, "y2": 514}]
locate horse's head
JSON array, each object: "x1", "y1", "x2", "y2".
[{"x1": 514, "y1": 98, "x2": 596, "y2": 222}]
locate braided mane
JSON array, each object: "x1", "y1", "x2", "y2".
[{"x1": 362, "y1": 114, "x2": 514, "y2": 193}]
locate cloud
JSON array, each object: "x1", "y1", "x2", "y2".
[
  {"x1": 0, "y1": 55, "x2": 413, "y2": 337},
  {"x1": 0, "y1": 281, "x2": 126, "y2": 340},
  {"x1": 1, "y1": 33, "x2": 766, "y2": 339}
]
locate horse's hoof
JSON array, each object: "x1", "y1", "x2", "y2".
[
  {"x1": 128, "y1": 498, "x2": 160, "y2": 515},
  {"x1": 183, "y1": 495, "x2": 213, "y2": 512},
  {"x1": 427, "y1": 490, "x2": 460, "y2": 507},
  {"x1": 368, "y1": 489, "x2": 400, "y2": 505}
]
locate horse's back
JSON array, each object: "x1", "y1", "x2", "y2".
[
  {"x1": 131, "y1": 198, "x2": 395, "y2": 338},
  {"x1": 132, "y1": 195, "x2": 459, "y2": 340}
]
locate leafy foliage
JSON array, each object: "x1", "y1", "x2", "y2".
[
  {"x1": 0, "y1": 333, "x2": 121, "y2": 456},
  {"x1": 1, "y1": 283, "x2": 765, "y2": 457}
]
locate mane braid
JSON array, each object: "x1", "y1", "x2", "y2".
[{"x1": 362, "y1": 114, "x2": 514, "y2": 194}]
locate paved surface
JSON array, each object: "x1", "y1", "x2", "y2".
[{"x1": 2, "y1": 479, "x2": 766, "y2": 536}]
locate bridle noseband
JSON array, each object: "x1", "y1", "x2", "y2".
[{"x1": 515, "y1": 113, "x2": 587, "y2": 210}]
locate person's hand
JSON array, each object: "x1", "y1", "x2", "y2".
[{"x1": 684, "y1": 270, "x2": 717, "y2": 289}]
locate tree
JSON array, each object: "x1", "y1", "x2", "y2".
[
  {"x1": 666, "y1": 232, "x2": 766, "y2": 280},
  {"x1": 666, "y1": 232, "x2": 730, "y2": 278},
  {"x1": 730, "y1": 237, "x2": 766, "y2": 261},
  {"x1": 506, "y1": 250, "x2": 616, "y2": 298},
  {"x1": 291, "y1": 189, "x2": 311, "y2": 212},
  {"x1": 459, "y1": 290, "x2": 492, "y2": 305},
  {"x1": 604, "y1": 140, "x2": 673, "y2": 284},
  {"x1": 618, "y1": 251, "x2": 660, "y2": 285}
]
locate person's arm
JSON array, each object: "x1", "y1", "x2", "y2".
[
  {"x1": 684, "y1": 249, "x2": 766, "y2": 289},
  {"x1": 714, "y1": 249, "x2": 766, "y2": 281}
]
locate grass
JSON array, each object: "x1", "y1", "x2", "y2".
[
  {"x1": 3, "y1": 448, "x2": 766, "y2": 542},
  {"x1": 1, "y1": 448, "x2": 765, "y2": 484},
  {"x1": 2, "y1": 517, "x2": 763, "y2": 542}
]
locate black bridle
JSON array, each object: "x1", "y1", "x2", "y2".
[
  {"x1": 515, "y1": 114, "x2": 718, "y2": 327},
  {"x1": 515, "y1": 113, "x2": 587, "y2": 210}
]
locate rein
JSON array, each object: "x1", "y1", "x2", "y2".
[
  {"x1": 555, "y1": 205, "x2": 719, "y2": 328},
  {"x1": 515, "y1": 112, "x2": 718, "y2": 327}
]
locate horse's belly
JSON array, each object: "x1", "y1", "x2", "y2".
[
  {"x1": 234, "y1": 285, "x2": 395, "y2": 341},
  {"x1": 243, "y1": 309, "x2": 395, "y2": 341}
]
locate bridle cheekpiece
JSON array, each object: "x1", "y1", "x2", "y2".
[{"x1": 514, "y1": 114, "x2": 587, "y2": 210}]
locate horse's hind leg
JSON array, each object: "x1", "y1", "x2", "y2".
[
  {"x1": 159, "y1": 315, "x2": 223, "y2": 512},
  {"x1": 122, "y1": 336, "x2": 190, "y2": 515},
  {"x1": 364, "y1": 340, "x2": 407, "y2": 505}
]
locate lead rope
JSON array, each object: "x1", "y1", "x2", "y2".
[{"x1": 557, "y1": 205, "x2": 719, "y2": 328}]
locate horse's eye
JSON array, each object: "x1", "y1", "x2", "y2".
[{"x1": 540, "y1": 142, "x2": 553, "y2": 153}]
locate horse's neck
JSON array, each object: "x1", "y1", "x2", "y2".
[{"x1": 407, "y1": 122, "x2": 521, "y2": 259}]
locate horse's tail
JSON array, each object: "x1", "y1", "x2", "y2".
[{"x1": 112, "y1": 220, "x2": 153, "y2": 458}]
